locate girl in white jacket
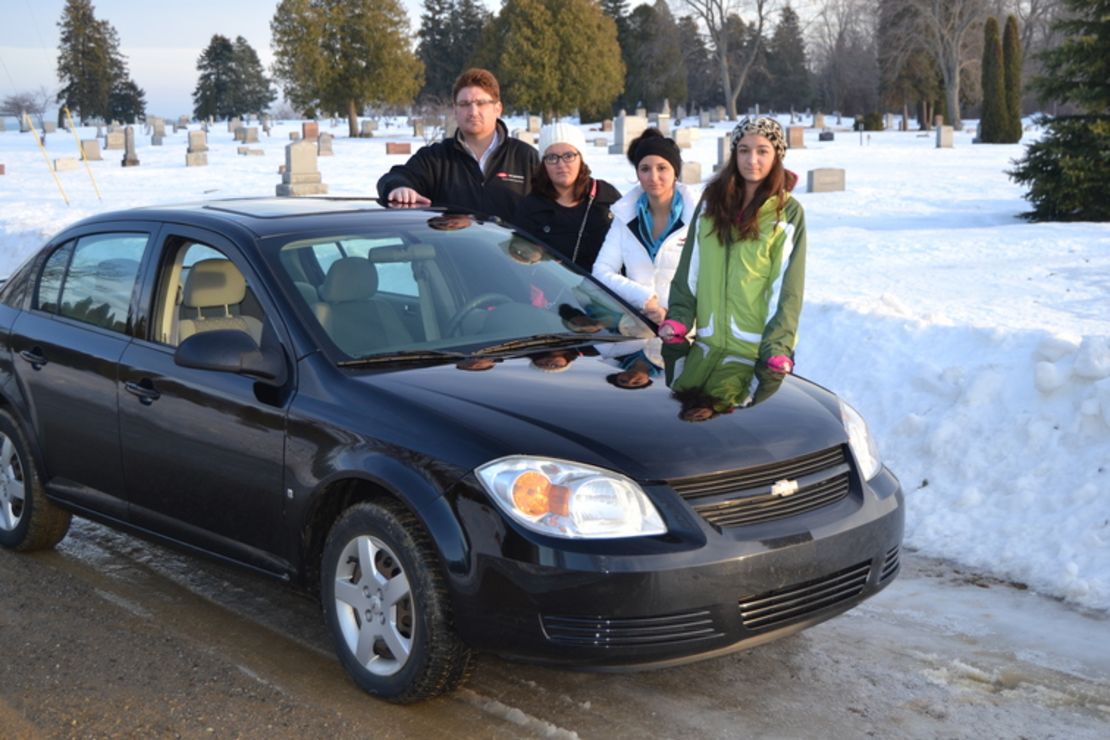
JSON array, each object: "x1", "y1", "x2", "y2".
[{"x1": 592, "y1": 128, "x2": 696, "y2": 325}]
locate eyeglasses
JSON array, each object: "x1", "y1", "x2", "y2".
[
  {"x1": 454, "y1": 99, "x2": 497, "y2": 109},
  {"x1": 542, "y1": 151, "x2": 580, "y2": 165}
]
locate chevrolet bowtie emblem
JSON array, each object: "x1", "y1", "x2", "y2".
[{"x1": 771, "y1": 479, "x2": 800, "y2": 498}]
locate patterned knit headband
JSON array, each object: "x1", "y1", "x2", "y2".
[{"x1": 731, "y1": 117, "x2": 786, "y2": 161}]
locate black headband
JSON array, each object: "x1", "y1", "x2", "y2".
[{"x1": 630, "y1": 135, "x2": 682, "y2": 177}]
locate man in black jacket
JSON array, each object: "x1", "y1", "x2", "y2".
[{"x1": 377, "y1": 68, "x2": 539, "y2": 223}]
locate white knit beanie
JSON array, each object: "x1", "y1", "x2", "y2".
[{"x1": 538, "y1": 123, "x2": 587, "y2": 156}]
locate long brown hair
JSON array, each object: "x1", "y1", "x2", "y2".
[
  {"x1": 531, "y1": 159, "x2": 593, "y2": 203},
  {"x1": 702, "y1": 145, "x2": 796, "y2": 243}
]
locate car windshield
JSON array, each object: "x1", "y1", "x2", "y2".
[{"x1": 274, "y1": 213, "x2": 653, "y2": 361}]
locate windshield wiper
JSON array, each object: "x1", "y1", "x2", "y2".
[
  {"x1": 338, "y1": 349, "x2": 466, "y2": 367},
  {"x1": 472, "y1": 333, "x2": 629, "y2": 356}
]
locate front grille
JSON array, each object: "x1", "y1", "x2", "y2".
[
  {"x1": 880, "y1": 546, "x2": 901, "y2": 583},
  {"x1": 542, "y1": 610, "x2": 723, "y2": 648},
  {"x1": 739, "y1": 561, "x2": 871, "y2": 631},
  {"x1": 668, "y1": 447, "x2": 852, "y2": 528}
]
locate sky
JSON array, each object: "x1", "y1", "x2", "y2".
[
  {"x1": 1, "y1": 113, "x2": 1108, "y2": 613},
  {"x1": 0, "y1": 0, "x2": 502, "y2": 116}
]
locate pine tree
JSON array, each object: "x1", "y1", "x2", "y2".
[
  {"x1": 271, "y1": 0, "x2": 423, "y2": 136},
  {"x1": 417, "y1": 0, "x2": 490, "y2": 102},
  {"x1": 107, "y1": 77, "x2": 146, "y2": 122},
  {"x1": 193, "y1": 35, "x2": 236, "y2": 120},
  {"x1": 55, "y1": 0, "x2": 114, "y2": 122},
  {"x1": 231, "y1": 36, "x2": 276, "y2": 116},
  {"x1": 1009, "y1": 0, "x2": 1109, "y2": 221},
  {"x1": 677, "y1": 15, "x2": 716, "y2": 110},
  {"x1": 624, "y1": 1, "x2": 687, "y2": 113},
  {"x1": 979, "y1": 17, "x2": 1007, "y2": 143},
  {"x1": 765, "y1": 4, "x2": 811, "y2": 112},
  {"x1": 1002, "y1": 15, "x2": 1023, "y2": 143}
]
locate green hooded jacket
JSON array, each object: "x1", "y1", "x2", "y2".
[{"x1": 667, "y1": 194, "x2": 806, "y2": 362}]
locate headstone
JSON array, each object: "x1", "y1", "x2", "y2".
[
  {"x1": 42, "y1": 121, "x2": 57, "y2": 134},
  {"x1": 609, "y1": 113, "x2": 648, "y2": 155},
  {"x1": 151, "y1": 133, "x2": 163, "y2": 146},
  {"x1": 511, "y1": 129, "x2": 536, "y2": 145},
  {"x1": 0, "y1": 118, "x2": 5, "y2": 132},
  {"x1": 81, "y1": 139, "x2": 103, "y2": 161},
  {"x1": 359, "y1": 120, "x2": 375, "y2": 138},
  {"x1": 527, "y1": 115, "x2": 541, "y2": 133},
  {"x1": 934, "y1": 114, "x2": 945, "y2": 129},
  {"x1": 96, "y1": 125, "x2": 104, "y2": 138},
  {"x1": 121, "y1": 126, "x2": 140, "y2": 167},
  {"x1": 807, "y1": 168, "x2": 846, "y2": 192},
  {"x1": 676, "y1": 104, "x2": 686, "y2": 122},
  {"x1": 673, "y1": 128, "x2": 695, "y2": 149},
  {"x1": 178, "y1": 115, "x2": 189, "y2": 127},
  {"x1": 715, "y1": 135, "x2": 730, "y2": 172},
  {"x1": 715, "y1": 105, "x2": 726, "y2": 122},
  {"x1": 228, "y1": 117, "x2": 241, "y2": 132},
  {"x1": 302, "y1": 121, "x2": 319, "y2": 140},
  {"x1": 602, "y1": 119, "x2": 613, "y2": 132},
  {"x1": 244, "y1": 127, "x2": 259, "y2": 143},
  {"x1": 412, "y1": 118, "x2": 425, "y2": 138},
  {"x1": 289, "y1": 131, "x2": 301, "y2": 141},
  {"x1": 884, "y1": 113, "x2": 894, "y2": 131},
  {"x1": 679, "y1": 161, "x2": 702, "y2": 184},
  {"x1": 234, "y1": 126, "x2": 247, "y2": 142},
  {"x1": 317, "y1": 132, "x2": 334, "y2": 156},
  {"x1": 276, "y1": 141, "x2": 328, "y2": 196},
  {"x1": 151, "y1": 117, "x2": 165, "y2": 137},
  {"x1": 699, "y1": 110, "x2": 711, "y2": 128},
  {"x1": 656, "y1": 114, "x2": 671, "y2": 136},
  {"x1": 246, "y1": 148, "x2": 264, "y2": 156},
  {"x1": 635, "y1": 107, "x2": 647, "y2": 119},
  {"x1": 818, "y1": 131, "x2": 835, "y2": 142},
  {"x1": 813, "y1": 112, "x2": 825, "y2": 130},
  {"x1": 187, "y1": 130, "x2": 208, "y2": 153},
  {"x1": 661, "y1": 99, "x2": 671, "y2": 116},
  {"x1": 936, "y1": 125, "x2": 954, "y2": 148},
  {"x1": 237, "y1": 146, "x2": 251, "y2": 155},
  {"x1": 386, "y1": 142, "x2": 411, "y2": 155},
  {"x1": 53, "y1": 157, "x2": 80, "y2": 172},
  {"x1": 787, "y1": 126, "x2": 805, "y2": 149},
  {"x1": 105, "y1": 131, "x2": 125, "y2": 150},
  {"x1": 19, "y1": 114, "x2": 30, "y2": 133},
  {"x1": 0, "y1": 164, "x2": 5, "y2": 175},
  {"x1": 593, "y1": 137, "x2": 607, "y2": 147},
  {"x1": 186, "y1": 151, "x2": 208, "y2": 167}
]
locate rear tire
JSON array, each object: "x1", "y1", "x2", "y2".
[
  {"x1": 321, "y1": 500, "x2": 473, "y2": 703},
  {"x1": 0, "y1": 409, "x2": 71, "y2": 551}
]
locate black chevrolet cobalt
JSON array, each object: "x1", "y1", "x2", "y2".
[{"x1": 0, "y1": 198, "x2": 903, "y2": 702}]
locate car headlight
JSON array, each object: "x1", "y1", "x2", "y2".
[
  {"x1": 840, "y1": 400, "x2": 882, "y2": 481},
  {"x1": 475, "y1": 456, "x2": 666, "y2": 539}
]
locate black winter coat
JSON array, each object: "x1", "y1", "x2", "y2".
[
  {"x1": 376, "y1": 120, "x2": 539, "y2": 223},
  {"x1": 512, "y1": 179, "x2": 621, "y2": 270}
]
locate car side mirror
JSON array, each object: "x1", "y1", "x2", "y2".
[{"x1": 174, "y1": 330, "x2": 287, "y2": 386}]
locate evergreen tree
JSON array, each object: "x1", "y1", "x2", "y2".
[
  {"x1": 416, "y1": 0, "x2": 490, "y2": 101},
  {"x1": 1009, "y1": 0, "x2": 1109, "y2": 221},
  {"x1": 677, "y1": 15, "x2": 716, "y2": 110},
  {"x1": 1002, "y1": 14, "x2": 1023, "y2": 142},
  {"x1": 481, "y1": 0, "x2": 624, "y2": 120},
  {"x1": 979, "y1": 17, "x2": 1007, "y2": 143},
  {"x1": 765, "y1": 4, "x2": 810, "y2": 112},
  {"x1": 271, "y1": 0, "x2": 423, "y2": 136},
  {"x1": 624, "y1": 1, "x2": 687, "y2": 113},
  {"x1": 193, "y1": 35, "x2": 236, "y2": 120},
  {"x1": 56, "y1": 0, "x2": 115, "y2": 122},
  {"x1": 231, "y1": 36, "x2": 276, "y2": 116},
  {"x1": 107, "y1": 77, "x2": 146, "y2": 122}
]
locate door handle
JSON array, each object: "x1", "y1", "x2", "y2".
[
  {"x1": 124, "y1": 380, "x2": 161, "y2": 405},
  {"x1": 19, "y1": 349, "x2": 47, "y2": 369}
]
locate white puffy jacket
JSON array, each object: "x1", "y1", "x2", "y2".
[{"x1": 592, "y1": 182, "x2": 698, "y2": 310}]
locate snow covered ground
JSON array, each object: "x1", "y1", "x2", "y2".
[{"x1": 0, "y1": 113, "x2": 1107, "y2": 612}]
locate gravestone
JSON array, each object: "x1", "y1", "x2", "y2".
[
  {"x1": 186, "y1": 130, "x2": 208, "y2": 166},
  {"x1": 527, "y1": 116, "x2": 541, "y2": 133},
  {"x1": 818, "y1": 131, "x2": 835, "y2": 142},
  {"x1": 121, "y1": 126, "x2": 140, "y2": 167},
  {"x1": 96, "y1": 125, "x2": 104, "y2": 138},
  {"x1": 302, "y1": 121, "x2": 319, "y2": 140},
  {"x1": 151, "y1": 133, "x2": 163, "y2": 146},
  {"x1": 81, "y1": 139, "x2": 103, "y2": 161},
  {"x1": 276, "y1": 140, "x2": 328, "y2": 196},
  {"x1": 234, "y1": 126, "x2": 247, "y2": 142},
  {"x1": 43, "y1": 121, "x2": 57, "y2": 133},
  {"x1": 178, "y1": 115, "x2": 189, "y2": 127},
  {"x1": 53, "y1": 157, "x2": 80, "y2": 172},
  {"x1": 676, "y1": 104, "x2": 686, "y2": 122},
  {"x1": 936, "y1": 126, "x2": 954, "y2": 148},
  {"x1": 289, "y1": 131, "x2": 301, "y2": 141},
  {"x1": 105, "y1": 131, "x2": 125, "y2": 150},
  {"x1": 593, "y1": 137, "x2": 607, "y2": 147},
  {"x1": 699, "y1": 110, "x2": 711, "y2": 128},
  {"x1": 673, "y1": 128, "x2": 695, "y2": 149},
  {"x1": 679, "y1": 161, "x2": 702, "y2": 184},
  {"x1": 602, "y1": 119, "x2": 613, "y2": 132},
  {"x1": 934, "y1": 114, "x2": 944, "y2": 129},
  {"x1": 412, "y1": 118, "x2": 425, "y2": 138},
  {"x1": 609, "y1": 113, "x2": 648, "y2": 155},
  {"x1": 813, "y1": 112, "x2": 825, "y2": 130},
  {"x1": 807, "y1": 168, "x2": 846, "y2": 192},
  {"x1": 885, "y1": 113, "x2": 894, "y2": 131},
  {"x1": 317, "y1": 132, "x2": 333, "y2": 156},
  {"x1": 244, "y1": 127, "x2": 259, "y2": 143},
  {"x1": 19, "y1": 114, "x2": 31, "y2": 133},
  {"x1": 715, "y1": 105, "x2": 726, "y2": 122},
  {"x1": 151, "y1": 117, "x2": 165, "y2": 137},
  {"x1": 635, "y1": 107, "x2": 647, "y2": 119},
  {"x1": 228, "y1": 117, "x2": 241, "y2": 132},
  {"x1": 0, "y1": 164, "x2": 5, "y2": 175},
  {"x1": 360, "y1": 120, "x2": 375, "y2": 137},
  {"x1": 787, "y1": 126, "x2": 805, "y2": 149},
  {"x1": 511, "y1": 129, "x2": 536, "y2": 145},
  {"x1": 656, "y1": 113, "x2": 671, "y2": 136},
  {"x1": 0, "y1": 118, "x2": 5, "y2": 132},
  {"x1": 386, "y1": 142, "x2": 411, "y2": 155},
  {"x1": 715, "y1": 135, "x2": 730, "y2": 172}
]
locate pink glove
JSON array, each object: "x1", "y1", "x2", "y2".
[
  {"x1": 766, "y1": 355, "x2": 794, "y2": 374},
  {"x1": 658, "y1": 319, "x2": 688, "y2": 344}
]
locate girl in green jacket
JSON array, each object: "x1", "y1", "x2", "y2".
[{"x1": 659, "y1": 117, "x2": 806, "y2": 375}]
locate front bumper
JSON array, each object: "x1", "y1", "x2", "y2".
[{"x1": 446, "y1": 466, "x2": 905, "y2": 668}]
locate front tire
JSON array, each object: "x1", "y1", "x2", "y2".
[
  {"x1": 321, "y1": 500, "x2": 473, "y2": 703},
  {"x1": 0, "y1": 409, "x2": 71, "y2": 551}
]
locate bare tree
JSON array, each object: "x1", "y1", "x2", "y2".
[
  {"x1": 1, "y1": 87, "x2": 54, "y2": 128},
  {"x1": 909, "y1": 0, "x2": 986, "y2": 129},
  {"x1": 679, "y1": 0, "x2": 771, "y2": 119},
  {"x1": 811, "y1": 0, "x2": 879, "y2": 116}
]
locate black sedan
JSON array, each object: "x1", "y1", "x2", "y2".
[{"x1": 0, "y1": 198, "x2": 903, "y2": 703}]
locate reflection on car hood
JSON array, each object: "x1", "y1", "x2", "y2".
[{"x1": 356, "y1": 347, "x2": 848, "y2": 482}]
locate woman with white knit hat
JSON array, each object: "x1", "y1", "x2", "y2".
[{"x1": 512, "y1": 122, "x2": 620, "y2": 270}]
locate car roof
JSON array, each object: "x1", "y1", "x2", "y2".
[{"x1": 65, "y1": 198, "x2": 468, "y2": 240}]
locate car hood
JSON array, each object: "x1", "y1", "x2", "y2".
[{"x1": 352, "y1": 346, "x2": 850, "y2": 482}]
